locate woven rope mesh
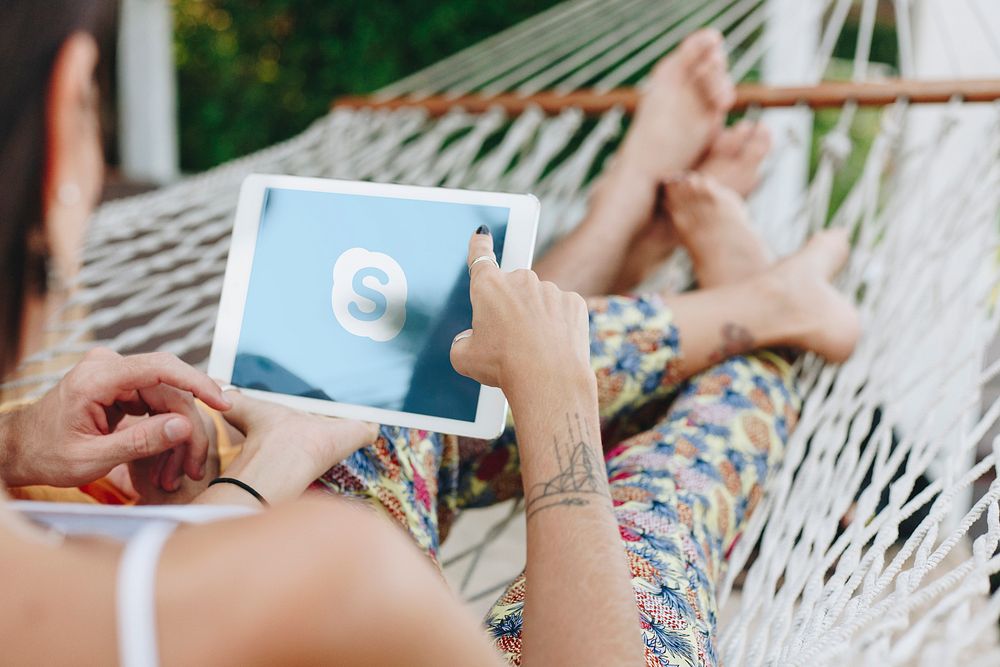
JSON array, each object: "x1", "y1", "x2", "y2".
[{"x1": 8, "y1": 0, "x2": 1000, "y2": 663}]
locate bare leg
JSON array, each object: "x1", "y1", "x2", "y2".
[
  {"x1": 535, "y1": 29, "x2": 734, "y2": 296},
  {"x1": 666, "y1": 229, "x2": 861, "y2": 378},
  {"x1": 608, "y1": 122, "x2": 773, "y2": 294}
]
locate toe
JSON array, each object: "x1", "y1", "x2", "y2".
[
  {"x1": 729, "y1": 120, "x2": 757, "y2": 150},
  {"x1": 671, "y1": 29, "x2": 725, "y2": 77},
  {"x1": 691, "y1": 52, "x2": 735, "y2": 112},
  {"x1": 744, "y1": 123, "x2": 773, "y2": 158},
  {"x1": 649, "y1": 29, "x2": 722, "y2": 84},
  {"x1": 710, "y1": 79, "x2": 737, "y2": 112},
  {"x1": 679, "y1": 28, "x2": 724, "y2": 62},
  {"x1": 698, "y1": 175, "x2": 745, "y2": 214},
  {"x1": 710, "y1": 121, "x2": 752, "y2": 158}
]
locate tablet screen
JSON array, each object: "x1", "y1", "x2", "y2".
[{"x1": 231, "y1": 187, "x2": 509, "y2": 423}]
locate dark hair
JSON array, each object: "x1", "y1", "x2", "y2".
[{"x1": 0, "y1": 1, "x2": 115, "y2": 375}]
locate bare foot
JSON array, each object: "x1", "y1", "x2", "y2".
[
  {"x1": 538, "y1": 30, "x2": 735, "y2": 297},
  {"x1": 765, "y1": 229, "x2": 861, "y2": 363},
  {"x1": 698, "y1": 120, "x2": 772, "y2": 198},
  {"x1": 607, "y1": 122, "x2": 772, "y2": 294},
  {"x1": 618, "y1": 29, "x2": 735, "y2": 183},
  {"x1": 667, "y1": 173, "x2": 770, "y2": 288},
  {"x1": 586, "y1": 29, "x2": 734, "y2": 256}
]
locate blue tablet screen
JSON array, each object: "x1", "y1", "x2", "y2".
[{"x1": 232, "y1": 187, "x2": 509, "y2": 423}]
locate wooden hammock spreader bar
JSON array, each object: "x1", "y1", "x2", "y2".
[{"x1": 334, "y1": 78, "x2": 1000, "y2": 116}]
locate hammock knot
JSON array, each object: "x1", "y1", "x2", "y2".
[{"x1": 821, "y1": 131, "x2": 854, "y2": 168}]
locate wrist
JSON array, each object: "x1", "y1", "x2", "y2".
[
  {"x1": 217, "y1": 438, "x2": 317, "y2": 505},
  {"x1": 0, "y1": 407, "x2": 30, "y2": 487},
  {"x1": 506, "y1": 364, "x2": 597, "y2": 420}
]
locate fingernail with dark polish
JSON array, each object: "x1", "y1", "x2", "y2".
[{"x1": 476, "y1": 224, "x2": 491, "y2": 235}]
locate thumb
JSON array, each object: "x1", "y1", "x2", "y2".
[
  {"x1": 450, "y1": 329, "x2": 475, "y2": 379},
  {"x1": 218, "y1": 390, "x2": 256, "y2": 435},
  {"x1": 334, "y1": 420, "x2": 381, "y2": 461},
  {"x1": 98, "y1": 413, "x2": 191, "y2": 465}
]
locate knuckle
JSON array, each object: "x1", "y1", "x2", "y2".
[
  {"x1": 128, "y1": 428, "x2": 153, "y2": 458},
  {"x1": 150, "y1": 351, "x2": 178, "y2": 366},
  {"x1": 511, "y1": 269, "x2": 536, "y2": 284}
]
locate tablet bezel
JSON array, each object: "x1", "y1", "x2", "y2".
[{"x1": 208, "y1": 174, "x2": 539, "y2": 440}]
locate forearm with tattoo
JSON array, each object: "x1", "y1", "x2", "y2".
[
  {"x1": 511, "y1": 385, "x2": 646, "y2": 665},
  {"x1": 525, "y1": 412, "x2": 610, "y2": 520}
]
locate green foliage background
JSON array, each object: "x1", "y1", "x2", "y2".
[
  {"x1": 173, "y1": 0, "x2": 561, "y2": 171},
  {"x1": 173, "y1": 0, "x2": 897, "y2": 214}
]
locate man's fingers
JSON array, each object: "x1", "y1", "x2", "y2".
[
  {"x1": 159, "y1": 444, "x2": 187, "y2": 493},
  {"x1": 140, "y1": 384, "x2": 211, "y2": 482},
  {"x1": 89, "y1": 352, "x2": 232, "y2": 411},
  {"x1": 96, "y1": 413, "x2": 191, "y2": 468}
]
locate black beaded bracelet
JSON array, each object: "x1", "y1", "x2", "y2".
[{"x1": 208, "y1": 477, "x2": 270, "y2": 507}]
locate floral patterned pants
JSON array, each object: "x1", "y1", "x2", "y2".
[{"x1": 317, "y1": 294, "x2": 800, "y2": 666}]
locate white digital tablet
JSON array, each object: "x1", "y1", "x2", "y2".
[{"x1": 208, "y1": 174, "x2": 540, "y2": 439}]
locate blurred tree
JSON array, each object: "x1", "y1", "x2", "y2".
[{"x1": 173, "y1": 0, "x2": 561, "y2": 171}]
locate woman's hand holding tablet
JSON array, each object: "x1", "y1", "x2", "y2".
[{"x1": 209, "y1": 175, "x2": 539, "y2": 439}]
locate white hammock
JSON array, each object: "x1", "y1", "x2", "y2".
[{"x1": 9, "y1": 0, "x2": 1000, "y2": 664}]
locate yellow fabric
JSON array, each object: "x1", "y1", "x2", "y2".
[{"x1": 7, "y1": 485, "x2": 99, "y2": 504}]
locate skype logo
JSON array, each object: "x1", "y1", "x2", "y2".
[{"x1": 331, "y1": 248, "x2": 407, "y2": 342}]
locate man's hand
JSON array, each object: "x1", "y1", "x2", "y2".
[{"x1": 1, "y1": 348, "x2": 231, "y2": 489}]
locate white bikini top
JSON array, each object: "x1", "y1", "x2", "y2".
[
  {"x1": 10, "y1": 501, "x2": 255, "y2": 667},
  {"x1": 117, "y1": 521, "x2": 177, "y2": 667}
]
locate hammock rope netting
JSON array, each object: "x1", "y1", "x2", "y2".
[{"x1": 8, "y1": 0, "x2": 1000, "y2": 663}]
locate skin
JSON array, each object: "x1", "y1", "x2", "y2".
[
  {"x1": 667, "y1": 171, "x2": 773, "y2": 288},
  {"x1": 0, "y1": 26, "x2": 863, "y2": 667},
  {"x1": 452, "y1": 232, "x2": 645, "y2": 666},
  {"x1": 1, "y1": 30, "x2": 505, "y2": 667},
  {"x1": 535, "y1": 28, "x2": 737, "y2": 297},
  {"x1": 609, "y1": 120, "x2": 775, "y2": 293},
  {"x1": 2, "y1": 33, "x2": 232, "y2": 494},
  {"x1": 0, "y1": 28, "x2": 645, "y2": 667}
]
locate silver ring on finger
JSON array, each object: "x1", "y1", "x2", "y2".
[
  {"x1": 468, "y1": 255, "x2": 500, "y2": 276},
  {"x1": 452, "y1": 331, "x2": 474, "y2": 345}
]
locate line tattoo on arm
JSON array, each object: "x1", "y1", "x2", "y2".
[{"x1": 525, "y1": 412, "x2": 608, "y2": 520}]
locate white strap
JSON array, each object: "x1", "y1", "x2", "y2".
[{"x1": 116, "y1": 520, "x2": 177, "y2": 667}]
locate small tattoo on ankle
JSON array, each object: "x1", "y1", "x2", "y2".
[{"x1": 708, "y1": 322, "x2": 755, "y2": 364}]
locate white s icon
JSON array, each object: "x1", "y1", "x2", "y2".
[{"x1": 331, "y1": 248, "x2": 407, "y2": 342}]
